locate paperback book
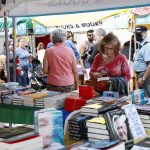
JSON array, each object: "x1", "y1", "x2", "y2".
[
  {"x1": 122, "y1": 104, "x2": 146, "y2": 140},
  {"x1": 34, "y1": 108, "x2": 64, "y2": 150},
  {"x1": 0, "y1": 126, "x2": 33, "y2": 139}
]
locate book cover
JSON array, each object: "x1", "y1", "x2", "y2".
[
  {"x1": 105, "y1": 109, "x2": 133, "y2": 144},
  {"x1": 122, "y1": 104, "x2": 146, "y2": 140},
  {"x1": 86, "y1": 116, "x2": 107, "y2": 129},
  {"x1": 81, "y1": 103, "x2": 104, "y2": 113},
  {"x1": 89, "y1": 139, "x2": 121, "y2": 149},
  {"x1": 68, "y1": 114, "x2": 93, "y2": 125},
  {"x1": 34, "y1": 108, "x2": 64, "y2": 150},
  {"x1": 97, "y1": 77, "x2": 110, "y2": 82},
  {"x1": 0, "y1": 126, "x2": 33, "y2": 139}
]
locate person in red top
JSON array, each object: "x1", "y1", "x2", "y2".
[
  {"x1": 89, "y1": 32, "x2": 130, "y2": 96},
  {"x1": 43, "y1": 29, "x2": 78, "y2": 93}
]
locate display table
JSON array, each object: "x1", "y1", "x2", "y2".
[{"x1": 0, "y1": 104, "x2": 41, "y2": 125}]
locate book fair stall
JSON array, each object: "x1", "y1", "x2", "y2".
[{"x1": 0, "y1": 0, "x2": 150, "y2": 150}]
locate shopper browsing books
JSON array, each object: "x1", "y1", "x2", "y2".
[
  {"x1": 43, "y1": 29, "x2": 78, "y2": 93},
  {"x1": 89, "y1": 33, "x2": 130, "y2": 96}
]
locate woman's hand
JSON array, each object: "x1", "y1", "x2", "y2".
[
  {"x1": 138, "y1": 78, "x2": 144, "y2": 88},
  {"x1": 93, "y1": 72, "x2": 102, "y2": 79}
]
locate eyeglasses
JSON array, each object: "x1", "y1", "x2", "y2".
[
  {"x1": 87, "y1": 34, "x2": 94, "y2": 37},
  {"x1": 9, "y1": 43, "x2": 13, "y2": 46},
  {"x1": 104, "y1": 46, "x2": 114, "y2": 50}
]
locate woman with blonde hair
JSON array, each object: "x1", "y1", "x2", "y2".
[{"x1": 37, "y1": 42, "x2": 46, "y2": 66}]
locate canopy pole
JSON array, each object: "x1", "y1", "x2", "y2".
[
  {"x1": 4, "y1": 12, "x2": 10, "y2": 82},
  {"x1": 12, "y1": 17, "x2": 16, "y2": 82}
]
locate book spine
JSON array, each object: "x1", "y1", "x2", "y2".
[{"x1": 104, "y1": 113, "x2": 118, "y2": 140}]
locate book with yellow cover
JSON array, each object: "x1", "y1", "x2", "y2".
[
  {"x1": 81, "y1": 103, "x2": 104, "y2": 114},
  {"x1": 86, "y1": 117, "x2": 107, "y2": 129}
]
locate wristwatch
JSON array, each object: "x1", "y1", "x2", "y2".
[{"x1": 142, "y1": 76, "x2": 145, "y2": 81}]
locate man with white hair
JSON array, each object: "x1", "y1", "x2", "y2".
[{"x1": 88, "y1": 28, "x2": 107, "y2": 64}]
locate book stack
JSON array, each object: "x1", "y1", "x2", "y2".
[
  {"x1": 86, "y1": 116, "x2": 110, "y2": 141},
  {"x1": 34, "y1": 93, "x2": 71, "y2": 109},
  {"x1": 93, "y1": 96, "x2": 117, "y2": 103},
  {"x1": 80, "y1": 103, "x2": 104, "y2": 117},
  {"x1": 0, "y1": 134, "x2": 42, "y2": 150},
  {"x1": 68, "y1": 114, "x2": 93, "y2": 140},
  {"x1": 11, "y1": 94, "x2": 24, "y2": 105},
  {"x1": 0, "y1": 89, "x2": 14, "y2": 104},
  {"x1": 136, "y1": 105, "x2": 150, "y2": 131},
  {"x1": 0, "y1": 126, "x2": 43, "y2": 150},
  {"x1": 23, "y1": 91, "x2": 49, "y2": 107}
]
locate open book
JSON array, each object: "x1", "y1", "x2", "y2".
[{"x1": 97, "y1": 77, "x2": 110, "y2": 82}]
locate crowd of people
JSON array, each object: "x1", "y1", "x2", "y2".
[{"x1": 0, "y1": 25, "x2": 150, "y2": 97}]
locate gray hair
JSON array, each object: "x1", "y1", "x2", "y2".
[
  {"x1": 95, "y1": 28, "x2": 106, "y2": 37},
  {"x1": 51, "y1": 29, "x2": 67, "y2": 44}
]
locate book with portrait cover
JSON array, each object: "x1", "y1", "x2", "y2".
[
  {"x1": 104, "y1": 108, "x2": 133, "y2": 149},
  {"x1": 34, "y1": 108, "x2": 64, "y2": 150}
]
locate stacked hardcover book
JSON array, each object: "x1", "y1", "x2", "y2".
[
  {"x1": 0, "y1": 126, "x2": 42, "y2": 150},
  {"x1": 136, "y1": 105, "x2": 150, "y2": 131},
  {"x1": 68, "y1": 114, "x2": 93, "y2": 140},
  {"x1": 86, "y1": 116, "x2": 110, "y2": 141}
]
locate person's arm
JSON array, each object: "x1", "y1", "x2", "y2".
[
  {"x1": 89, "y1": 55, "x2": 102, "y2": 80},
  {"x1": 121, "y1": 56, "x2": 131, "y2": 81},
  {"x1": 43, "y1": 50, "x2": 49, "y2": 74},
  {"x1": 72, "y1": 53, "x2": 79, "y2": 90},
  {"x1": 138, "y1": 62, "x2": 150, "y2": 87}
]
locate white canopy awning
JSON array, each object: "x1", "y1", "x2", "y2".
[{"x1": 1, "y1": 0, "x2": 150, "y2": 17}]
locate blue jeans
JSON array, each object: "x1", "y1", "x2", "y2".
[{"x1": 17, "y1": 67, "x2": 29, "y2": 87}]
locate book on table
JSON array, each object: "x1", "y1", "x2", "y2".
[
  {"x1": 81, "y1": 103, "x2": 105, "y2": 114},
  {"x1": 86, "y1": 116, "x2": 107, "y2": 129},
  {"x1": 0, "y1": 126, "x2": 34, "y2": 139},
  {"x1": 97, "y1": 77, "x2": 110, "y2": 82},
  {"x1": 0, "y1": 134, "x2": 42, "y2": 150},
  {"x1": 122, "y1": 104, "x2": 146, "y2": 141},
  {"x1": 104, "y1": 108, "x2": 134, "y2": 149},
  {"x1": 34, "y1": 108, "x2": 64, "y2": 150}
]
